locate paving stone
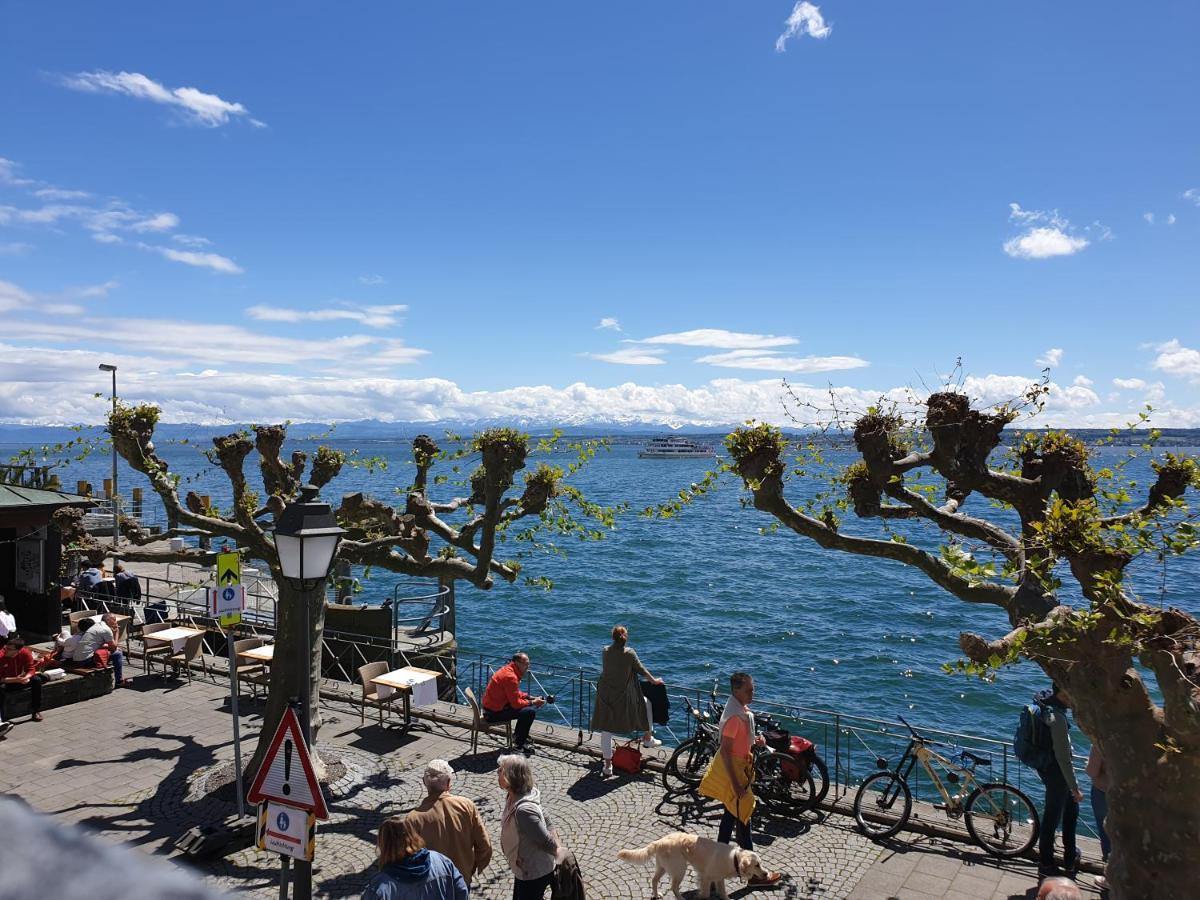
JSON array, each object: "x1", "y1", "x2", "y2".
[{"x1": 1, "y1": 671, "x2": 1105, "y2": 899}]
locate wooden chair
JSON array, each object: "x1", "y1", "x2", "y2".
[
  {"x1": 69, "y1": 609, "x2": 99, "y2": 633},
  {"x1": 357, "y1": 661, "x2": 403, "y2": 725},
  {"x1": 465, "y1": 686, "x2": 512, "y2": 755},
  {"x1": 141, "y1": 622, "x2": 173, "y2": 675},
  {"x1": 166, "y1": 633, "x2": 205, "y2": 683},
  {"x1": 232, "y1": 638, "x2": 269, "y2": 699}
]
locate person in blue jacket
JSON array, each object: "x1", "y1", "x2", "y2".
[{"x1": 362, "y1": 816, "x2": 468, "y2": 900}]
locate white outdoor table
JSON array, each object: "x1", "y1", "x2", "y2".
[{"x1": 370, "y1": 666, "x2": 440, "y2": 728}]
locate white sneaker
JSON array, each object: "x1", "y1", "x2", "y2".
[
  {"x1": 1093, "y1": 875, "x2": 1107, "y2": 889},
  {"x1": 602, "y1": 760, "x2": 613, "y2": 777},
  {"x1": 0, "y1": 721, "x2": 12, "y2": 738},
  {"x1": 643, "y1": 736, "x2": 662, "y2": 748}
]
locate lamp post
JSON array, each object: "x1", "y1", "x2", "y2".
[
  {"x1": 272, "y1": 484, "x2": 343, "y2": 900},
  {"x1": 98, "y1": 364, "x2": 118, "y2": 576}
]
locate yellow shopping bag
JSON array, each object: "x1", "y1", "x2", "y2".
[{"x1": 698, "y1": 752, "x2": 756, "y2": 824}]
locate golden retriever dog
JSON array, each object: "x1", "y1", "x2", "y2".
[{"x1": 618, "y1": 831, "x2": 771, "y2": 899}]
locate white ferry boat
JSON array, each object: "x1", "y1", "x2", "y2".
[{"x1": 637, "y1": 436, "x2": 715, "y2": 459}]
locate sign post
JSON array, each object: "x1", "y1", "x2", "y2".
[
  {"x1": 248, "y1": 704, "x2": 328, "y2": 899},
  {"x1": 216, "y1": 550, "x2": 247, "y2": 818}
]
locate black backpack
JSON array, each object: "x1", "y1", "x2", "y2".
[{"x1": 1013, "y1": 701, "x2": 1054, "y2": 772}]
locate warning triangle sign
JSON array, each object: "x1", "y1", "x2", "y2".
[{"x1": 246, "y1": 707, "x2": 329, "y2": 819}]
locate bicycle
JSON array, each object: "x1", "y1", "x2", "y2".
[
  {"x1": 852, "y1": 715, "x2": 1040, "y2": 857},
  {"x1": 662, "y1": 696, "x2": 819, "y2": 813}
]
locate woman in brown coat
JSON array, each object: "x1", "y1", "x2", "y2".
[{"x1": 590, "y1": 625, "x2": 664, "y2": 776}]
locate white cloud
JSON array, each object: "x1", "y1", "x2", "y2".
[
  {"x1": 1112, "y1": 378, "x2": 1146, "y2": 390},
  {"x1": 2, "y1": 358, "x2": 1191, "y2": 429},
  {"x1": 145, "y1": 245, "x2": 243, "y2": 274},
  {"x1": 0, "y1": 280, "x2": 34, "y2": 313},
  {"x1": 586, "y1": 347, "x2": 667, "y2": 366},
  {"x1": 1152, "y1": 340, "x2": 1200, "y2": 380},
  {"x1": 130, "y1": 212, "x2": 180, "y2": 233},
  {"x1": 635, "y1": 328, "x2": 797, "y2": 349},
  {"x1": 358, "y1": 274, "x2": 387, "y2": 286},
  {"x1": 0, "y1": 158, "x2": 34, "y2": 187},
  {"x1": 775, "y1": 2, "x2": 832, "y2": 52},
  {"x1": 1004, "y1": 204, "x2": 1092, "y2": 259},
  {"x1": 1036, "y1": 348, "x2": 1063, "y2": 368},
  {"x1": 69, "y1": 280, "x2": 120, "y2": 300},
  {"x1": 0, "y1": 241, "x2": 33, "y2": 256},
  {"x1": 597, "y1": 317, "x2": 622, "y2": 332},
  {"x1": 172, "y1": 233, "x2": 212, "y2": 248},
  {"x1": 1167, "y1": 214, "x2": 1177, "y2": 225},
  {"x1": 2, "y1": 315, "x2": 424, "y2": 369},
  {"x1": 1183, "y1": 189, "x2": 1200, "y2": 207},
  {"x1": 1072, "y1": 374, "x2": 1093, "y2": 388},
  {"x1": 0, "y1": 279, "x2": 104, "y2": 314},
  {"x1": 246, "y1": 303, "x2": 408, "y2": 329},
  {"x1": 62, "y1": 70, "x2": 263, "y2": 128},
  {"x1": 34, "y1": 187, "x2": 91, "y2": 200},
  {"x1": 1004, "y1": 227, "x2": 1089, "y2": 259},
  {"x1": 695, "y1": 349, "x2": 869, "y2": 373},
  {"x1": 1143, "y1": 212, "x2": 1155, "y2": 224}
]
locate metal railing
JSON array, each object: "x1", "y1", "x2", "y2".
[
  {"x1": 390, "y1": 581, "x2": 451, "y2": 640},
  {"x1": 75, "y1": 568, "x2": 1099, "y2": 839}
]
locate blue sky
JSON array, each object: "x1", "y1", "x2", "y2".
[{"x1": 1, "y1": 1, "x2": 1198, "y2": 427}]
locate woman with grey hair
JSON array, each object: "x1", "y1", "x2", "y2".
[{"x1": 497, "y1": 754, "x2": 557, "y2": 899}]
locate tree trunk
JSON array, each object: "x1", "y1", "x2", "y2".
[
  {"x1": 244, "y1": 578, "x2": 328, "y2": 784},
  {"x1": 1101, "y1": 751, "x2": 1200, "y2": 899},
  {"x1": 1063, "y1": 656, "x2": 1200, "y2": 900}
]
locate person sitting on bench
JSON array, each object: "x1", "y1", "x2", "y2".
[
  {"x1": 1, "y1": 635, "x2": 48, "y2": 726},
  {"x1": 71, "y1": 615, "x2": 131, "y2": 687}
]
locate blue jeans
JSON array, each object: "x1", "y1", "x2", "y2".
[
  {"x1": 1091, "y1": 785, "x2": 1110, "y2": 860},
  {"x1": 1039, "y1": 765, "x2": 1079, "y2": 868},
  {"x1": 82, "y1": 650, "x2": 125, "y2": 684}
]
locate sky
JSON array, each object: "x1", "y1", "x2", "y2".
[{"x1": 1, "y1": 1, "x2": 1198, "y2": 429}]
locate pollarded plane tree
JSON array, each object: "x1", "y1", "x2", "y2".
[
  {"x1": 78, "y1": 405, "x2": 618, "y2": 779},
  {"x1": 721, "y1": 387, "x2": 1199, "y2": 900}
]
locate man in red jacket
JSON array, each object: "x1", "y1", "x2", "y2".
[
  {"x1": 481, "y1": 652, "x2": 547, "y2": 756},
  {"x1": 1, "y1": 635, "x2": 47, "y2": 733}
]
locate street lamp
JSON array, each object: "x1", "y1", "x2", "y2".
[
  {"x1": 98, "y1": 364, "x2": 118, "y2": 577},
  {"x1": 271, "y1": 483, "x2": 343, "y2": 900}
]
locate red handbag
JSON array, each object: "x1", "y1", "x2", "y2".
[{"x1": 612, "y1": 740, "x2": 643, "y2": 775}]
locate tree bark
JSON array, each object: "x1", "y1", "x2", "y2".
[{"x1": 244, "y1": 578, "x2": 328, "y2": 784}]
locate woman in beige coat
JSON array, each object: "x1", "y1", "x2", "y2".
[{"x1": 590, "y1": 625, "x2": 664, "y2": 776}]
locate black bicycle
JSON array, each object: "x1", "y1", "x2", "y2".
[
  {"x1": 852, "y1": 715, "x2": 1039, "y2": 857},
  {"x1": 662, "y1": 697, "x2": 822, "y2": 813}
]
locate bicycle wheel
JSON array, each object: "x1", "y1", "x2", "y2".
[
  {"x1": 663, "y1": 735, "x2": 713, "y2": 792},
  {"x1": 757, "y1": 750, "x2": 817, "y2": 811},
  {"x1": 809, "y1": 753, "x2": 831, "y2": 805},
  {"x1": 965, "y1": 783, "x2": 1040, "y2": 858},
  {"x1": 853, "y1": 771, "x2": 912, "y2": 840}
]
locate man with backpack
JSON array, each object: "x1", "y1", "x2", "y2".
[{"x1": 1015, "y1": 683, "x2": 1082, "y2": 880}]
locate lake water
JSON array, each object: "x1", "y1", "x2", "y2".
[{"x1": 11, "y1": 434, "x2": 1198, "y2": 744}]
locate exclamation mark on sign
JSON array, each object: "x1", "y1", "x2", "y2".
[{"x1": 283, "y1": 738, "x2": 293, "y2": 795}]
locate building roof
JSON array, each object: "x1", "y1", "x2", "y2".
[{"x1": 0, "y1": 483, "x2": 95, "y2": 510}]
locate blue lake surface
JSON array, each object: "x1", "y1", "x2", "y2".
[{"x1": 11, "y1": 434, "x2": 1198, "y2": 744}]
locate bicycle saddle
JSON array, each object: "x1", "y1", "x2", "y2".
[{"x1": 961, "y1": 750, "x2": 991, "y2": 767}]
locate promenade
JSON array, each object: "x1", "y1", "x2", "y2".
[{"x1": 0, "y1": 663, "x2": 1101, "y2": 900}]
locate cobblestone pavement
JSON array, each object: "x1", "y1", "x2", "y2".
[{"x1": 0, "y1": 669, "x2": 1093, "y2": 899}]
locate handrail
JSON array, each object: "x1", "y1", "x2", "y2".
[{"x1": 88, "y1": 565, "x2": 1099, "y2": 837}]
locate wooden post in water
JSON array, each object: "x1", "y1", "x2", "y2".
[
  {"x1": 103, "y1": 478, "x2": 113, "y2": 499},
  {"x1": 132, "y1": 487, "x2": 143, "y2": 519}
]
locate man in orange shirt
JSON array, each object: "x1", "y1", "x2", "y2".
[{"x1": 481, "y1": 652, "x2": 547, "y2": 756}]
